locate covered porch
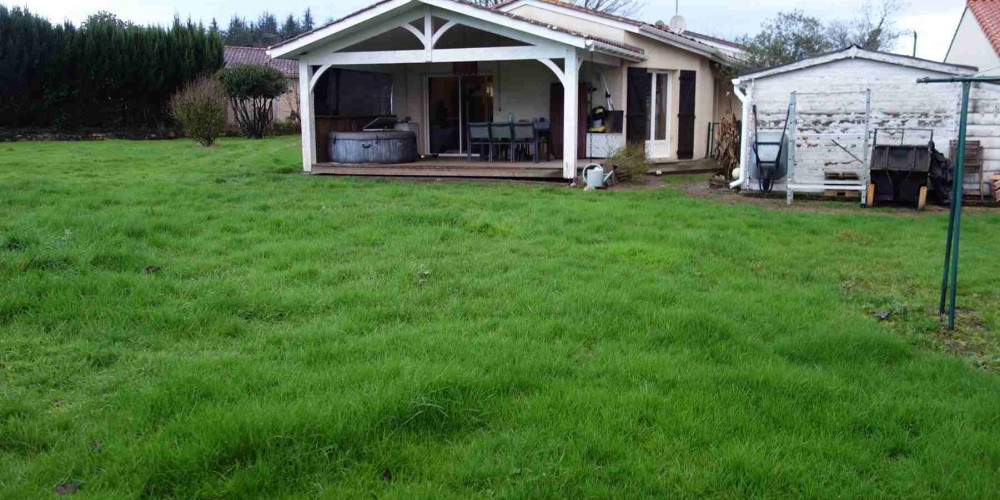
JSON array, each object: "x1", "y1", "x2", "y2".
[{"x1": 268, "y1": 0, "x2": 644, "y2": 180}]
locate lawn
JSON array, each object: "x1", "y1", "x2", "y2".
[{"x1": 2, "y1": 136, "x2": 1000, "y2": 498}]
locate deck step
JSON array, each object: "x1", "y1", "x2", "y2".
[{"x1": 311, "y1": 164, "x2": 564, "y2": 179}]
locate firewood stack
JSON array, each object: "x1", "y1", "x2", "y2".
[{"x1": 714, "y1": 114, "x2": 741, "y2": 178}]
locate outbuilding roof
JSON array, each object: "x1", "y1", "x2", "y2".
[{"x1": 733, "y1": 45, "x2": 978, "y2": 85}]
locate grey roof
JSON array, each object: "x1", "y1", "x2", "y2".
[{"x1": 223, "y1": 46, "x2": 298, "y2": 77}]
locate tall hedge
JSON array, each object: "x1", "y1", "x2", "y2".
[{"x1": 0, "y1": 6, "x2": 223, "y2": 129}]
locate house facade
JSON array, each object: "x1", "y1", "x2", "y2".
[
  {"x1": 267, "y1": 0, "x2": 743, "y2": 178},
  {"x1": 945, "y1": 0, "x2": 1000, "y2": 76},
  {"x1": 223, "y1": 46, "x2": 300, "y2": 123}
]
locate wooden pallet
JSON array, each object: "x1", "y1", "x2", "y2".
[{"x1": 824, "y1": 171, "x2": 862, "y2": 199}]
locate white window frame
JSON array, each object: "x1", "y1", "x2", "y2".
[{"x1": 646, "y1": 69, "x2": 672, "y2": 159}]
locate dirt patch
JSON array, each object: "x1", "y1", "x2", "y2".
[{"x1": 934, "y1": 309, "x2": 998, "y2": 371}]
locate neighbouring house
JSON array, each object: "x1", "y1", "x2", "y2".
[
  {"x1": 945, "y1": 0, "x2": 1000, "y2": 76},
  {"x1": 730, "y1": 45, "x2": 1000, "y2": 198},
  {"x1": 944, "y1": 0, "x2": 1000, "y2": 190},
  {"x1": 223, "y1": 46, "x2": 300, "y2": 123},
  {"x1": 266, "y1": 0, "x2": 744, "y2": 179}
]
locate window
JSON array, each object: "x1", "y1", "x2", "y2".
[
  {"x1": 314, "y1": 69, "x2": 393, "y2": 116},
  {"x1": 654, "y1": 73, "x2": 669, "y2": 141}
]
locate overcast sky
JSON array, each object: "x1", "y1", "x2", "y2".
[{"x1": 17, "y1": 0, "x2": 966, "y2": 61}]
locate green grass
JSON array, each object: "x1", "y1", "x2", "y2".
[{"x1": 2, "y1": 136, "x2": 1000, "y2": 498}]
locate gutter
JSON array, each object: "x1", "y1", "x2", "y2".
[
  {"x1": 586, "y1": 39, "x2": 647, "y2": 62},
  {"x1": 729, "y1": 80, "x2": 751, "y2": 189},
  {"x1": 637, "y1": 25, "x2": 726, "y2": 64}
]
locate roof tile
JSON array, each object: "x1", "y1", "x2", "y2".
[
  {"x1": 223, "y1": 46, "x2": 298, "y2": 76},
  {"x1": 970, "y1": 0, "x2": 1000, "y2": 57}
]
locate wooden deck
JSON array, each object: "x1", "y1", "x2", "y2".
[
  {"x1": 311, "y1": 158, "x2": 585, "y2": 179},
  {"x1": 310, "y1": 156, "x2": 717, "y2": 179}
]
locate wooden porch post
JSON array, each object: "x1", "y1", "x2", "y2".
[
  {"x1": 562, "y1": 50, "x2": 579, "y2": 180},
  {"x1": 298, "y1": 59, "x2": 316, "y2": 173}
]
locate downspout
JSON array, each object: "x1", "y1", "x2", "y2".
[{"x1": 729, "y1": 79, "x2": 751, "y2": 189}]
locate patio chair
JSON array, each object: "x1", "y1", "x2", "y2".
[
  {"x1": 468, "y1": 122, "x2": 492, "y2": 162},
  {"x1": 512, "y1": 122, "x2": 536, "y2": 162},
  {"x1": 490, "y1": 122, "x2": 514, "y2": 162}
]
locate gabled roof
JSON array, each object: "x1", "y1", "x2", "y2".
[
  {"x1": 734, "y1": 45, "x2": 977, "y2": 85},
  {"x1": 224, "y1": 46, "x2": 298, "y2": 77},
  {"x1": 266, "y1": 0, "x2": 742, "y2": 64},
  {"x1": 268, "y1": 0, "x2": 645, "y2": 60},
  {"x1": 494, "y1": 0, "x2": 744, "y2": 58},
  {"x1": 969, "y1": 0, "x2": 1000, "y2": 56}
]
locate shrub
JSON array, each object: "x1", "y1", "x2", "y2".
[
  {"x1": 168, "y1": 75, "x2": 228, "y2": 147},
  {"x1": 219, "y1": 64, "x2": 288, "y2": 139},
  {"x1": 607, "y1": 143, "x2": 649, "y2": 184}
]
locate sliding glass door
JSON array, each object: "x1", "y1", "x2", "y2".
[{"x1": 427, "y1": 75, "x2": 494, "y2": 155}]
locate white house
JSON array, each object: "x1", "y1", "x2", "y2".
[
  {"x1": 266, "y1": 0, "x2": 743, "y2": 179},
  {"x1": 944, "y1": 0, "x2": 1000, "y2": 191},
  {"x1": 945, "y1": 0, "x2": 1000, "y2": 76},
  {"x1": 729, "y1": 46, "x2": 1000, "y2": 199}
]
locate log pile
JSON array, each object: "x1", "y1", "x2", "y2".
[{"x1": 714, "y1": 114, "x2": 741, "y2": 178}]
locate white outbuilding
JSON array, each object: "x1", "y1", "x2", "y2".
[{"x1": 729, "y1": 46, "x2": 999, "y2": 200}]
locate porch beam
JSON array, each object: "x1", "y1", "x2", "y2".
[
  {"x1": 313, "y1": 9, "x2": 426, "y2": 55},
  {"x1": 400, "y1": 22, "x2": 428, "y2": 47},
  {"x1": 430, "y1": 7, "x2": 571, "y2": 49},
  {"x1": 562, "y1": 49, "x2": 579, "y2": 179},
  {"x1": 308, "y1": 46, "x2": 567, "y2": 65},
  {"x1": 537, "y1": 58, "x2": 565, "y2": 83},
  {"x1": 421, "y1": 0, "x2": 588, "y2": 49},
  {"x1": 268, "y1": 0, "x2": 412, "y2": 58},
  {"x1": 431, "y1": 20, "x2": 458, "y2": 47},
  {"x1": 423, "y1": 8, "x2": 433, "y2": 60},
  {"x1": 298, "y1": 60, "x2": 316, "y2": 173}
]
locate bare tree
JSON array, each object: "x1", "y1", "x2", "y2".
[
  {"x1": 827, "y1": 0, "x2": 906, "y2": 52},
  {"x1": 468, "y1": 0, "x2": 643, "y2": 17}
]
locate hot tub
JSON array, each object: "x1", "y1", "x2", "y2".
[{"x1": 328, "y1": 130, "x2": 418, "y2": 164}]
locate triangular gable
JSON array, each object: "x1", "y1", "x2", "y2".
[{"x1": 267, "y1": 0, "x2": 643, "y2": 60}]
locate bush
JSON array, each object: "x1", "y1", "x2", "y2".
[
  {"x1": 219, "y1": 64, "x2": 288, "y2": 139},
  {"x1": 607, "y1": 143, "x2": 649, "y2": 184},
  {"x1": 169, "y1": 75, "x2": 228, "y2": 147}
]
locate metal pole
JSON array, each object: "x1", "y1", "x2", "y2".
[
  {"x1": 912, "y1": 31, "x2": 917, "y2": 58},
  {"x1": 861, "y1": 89, "x2": 871, "y2": 206},
  {"x1": 946, "y1": 81, "x2": 971, "y2": 329},
  {"x1": 786, "y1": 92, "x2": 797, "y2": 205},
  {"x1": 938, "y1": 161, "x2": 958, "y2": 314}
]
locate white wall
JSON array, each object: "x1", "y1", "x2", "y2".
[
  {"x1": 945, "y1": 9, "x2": 1000, "y2": 76},
  {"x1": 968, "y1": 82, "x2": 1000, "y2": 185},
  {"x1": 742, "y1": 58, "x2": 966, "y2": 191}
]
